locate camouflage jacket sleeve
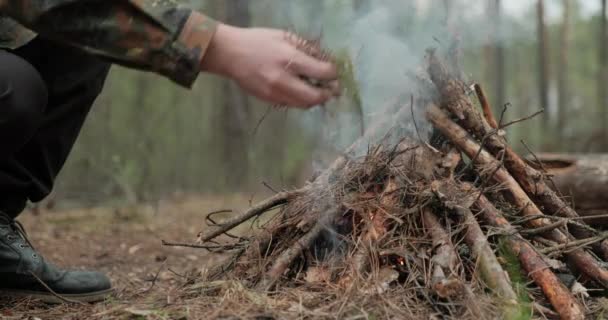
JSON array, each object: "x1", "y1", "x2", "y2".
[{"x1": 0, "y1": 0, "x2": 218, "y2": 87}]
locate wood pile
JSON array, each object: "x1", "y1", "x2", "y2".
[{"x1": 166, "y1": 49, "x2": 608, "y2": 319}]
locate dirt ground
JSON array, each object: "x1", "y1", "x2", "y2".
[{"x1": 0, "y1": 194, "x2": 258, "y2": 320}]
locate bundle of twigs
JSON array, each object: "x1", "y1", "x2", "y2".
[{"x1": 164, "y1": 49, "x2": 608, "y2": 319}]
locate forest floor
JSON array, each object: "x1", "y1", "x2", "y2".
[{"x1": 0, "y1": 194, "x2": 260, "y2": 320}]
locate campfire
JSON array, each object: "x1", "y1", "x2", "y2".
[{"x1": 164, "y1": 49, "x2": 607, "y2": 319}]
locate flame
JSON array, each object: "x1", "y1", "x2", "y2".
[{"x1": 397, "y1": 257, "x2": 406, "y2": 266}]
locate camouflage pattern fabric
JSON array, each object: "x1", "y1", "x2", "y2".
[{"x1": 0, "y1": 0, "x2": 217, "y2": 87}]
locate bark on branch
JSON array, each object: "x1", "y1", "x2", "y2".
[
  {"x1": 426, "y1": 103, "x2": 608, "y2": 288},
  {"x1": 427, "y1": 52, "x2": 608, "y2": 260},
  {"x1": 473, "y1": 193, "x2": 584, "y2": 320}
]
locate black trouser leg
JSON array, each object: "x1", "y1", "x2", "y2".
[
  {"x1": 0, "y1": 51, "x2": 48, "y2": 155},
  {"x1": 0, "y1": 38, "x2": 111, "y2": 217}
]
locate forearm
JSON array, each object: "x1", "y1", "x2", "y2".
[
  {"x1": 1, "y1": 0, "x2": 339, "y2": 107},
  {"x1": 1, "y1": 0, "x2": 217, "y2": 87}
]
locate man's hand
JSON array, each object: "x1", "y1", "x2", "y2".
[{"x1": 201, "y1": 24, "x2": 339, "y2": 109}]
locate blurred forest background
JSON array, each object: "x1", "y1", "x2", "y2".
[{"x1": 47, "y1": 0, "x2": 608, "y2": 209}]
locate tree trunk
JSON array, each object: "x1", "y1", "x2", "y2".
[
  {"x1": 600, "y1": 0, "x2": 608, "y2": 150},
  {"x1": 528, "y1": 153, "x2": 608, "y2": 225},
  {"x1": 537, "y1": 0, "x2": 551, "y2": 137},
  {"x1": 557, "y1": 0, "x2": 571, "y2": 144},
  {"x1": 493, "y1": 0, "x2": 505, "y2": 115},
  {"x1": 132, "y1": 75, "x2": 151, "y2": 203},
  {"x1": 220, "y1": 0, "x2": 252, "y2": 189}
]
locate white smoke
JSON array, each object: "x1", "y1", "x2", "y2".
[{"x1": 259, "y1": 0, "x2": 537, "y2": 171}]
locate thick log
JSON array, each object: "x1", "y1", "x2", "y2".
[
  {"x1": 474, "y1": 193, "x2": 584, "y2": 320},
  {"x1": 426, "y1": 103, "x2": 608, "y2": 288},
  {"x1": 528, "y1": 153, "x2": 608, "y2": 223},
  {"x1": 427, "y1": 51, "x2": 608, "y2": 260}
]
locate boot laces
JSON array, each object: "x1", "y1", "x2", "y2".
[{"x1": 0, "y1": 213, "x2": 35, "y2": 249}]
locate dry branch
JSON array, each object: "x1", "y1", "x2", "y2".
[
  {"x1": 199, "y1": 190, "x2": 303, "y2": 242},
  {"x1": 260, "y1": 221, "x2": 328, "y2": 291},
  {"x1": 338, "y1": 179, "x2": 397, "y2": 287},
  {"x1": 427, "y1": 51, "x2": 608, "y2": 260},
  {"x1": 474, "y1": 84, "x2": 499, "y2": 130},
  {"x1": 474, "y1": 193, "x2": 584, "y2": 320},
  {"x1": 457, "y1": 206, "x2": 517, "y2": 302},
  {"x1": 422, "y1": 207, "x2": 483, "y2": 317},
  {"x1": 540, "y1": 233, "x2": 608, "y2": 255},
  {"x1": 170, "y1": 49, "x2": 608, "y2": 319},
  {"x1": 422, "y1": 208, "x2": 462, "y2": 297},
  {"x1": 426, "y1": 103, "x2": 608, "y2": 288}
]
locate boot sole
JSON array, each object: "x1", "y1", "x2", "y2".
[{"x1": 0, "y1": 288, "x2": 114, "y2": 304}]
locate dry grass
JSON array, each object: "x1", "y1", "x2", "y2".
[
  {"x1": 0, "y1": 191, "x2": 490, "y2": 320},
  {"x1": 1, "y1": 154, "x2": 605, "y2": 319},
  {"x1": 174, "y1": 143, "x2": 527, "y2": 320}
]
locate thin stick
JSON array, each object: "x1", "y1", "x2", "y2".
[
  {"x1": 205, "y1": 210, "x2": 243, "y2": 240},
  {"x1": 262, "y1": 181, "x2": 279, "y2": 194},
  {"x1": 410, "y1": 94, "x2": 424, "y2": 145},
  {"x1": 533, "y1": 303, "x2": 560, "y2": 319},
  {"x1": 540, "y1": 233, "x2": 608, "y2": 255},
  {"x1": 141, "y1": 260, "x2": 168, "y2": 294},
  {"x1": 520, "y1": 139, "x2": 566, "y2": 199},
  {"x1": 499, "y1": 110, "x2": 545, "y2": 130},
  {"x1": 512, "y1": 214, "x2": 599, "y2": 236},
  {"x1": 519, "y1": 220, "x2": 567, "y2": 236},
  {"x1": 198, "y1": 190, "x2": 303, "y2": 243},
  {"x1": 251, "y1": 105, "x2": 274, "y2": 137},
  {"x1": 474, "y1": 84, "x2": 499, "y2": 129},
  {"x1": 571, "y1": 214, "x2": 608, "y2": 221},
  {"x1": 260, "y1": 222, "x2": 327, "y2": 291},
  {"x1": 161, "y1": 240, "x2": 244, "y2": 251}
]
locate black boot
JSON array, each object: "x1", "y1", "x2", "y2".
[{"x1": 0, "y1": 213, "x2": 113, "y2": 303}]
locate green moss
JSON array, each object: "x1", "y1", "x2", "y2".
[
  {"x1": 333, "y1": 48, "x2": 362, "y2": 112},
  {"x1": 497, "y1": 238, "x2": 534, "y2": 320}
]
